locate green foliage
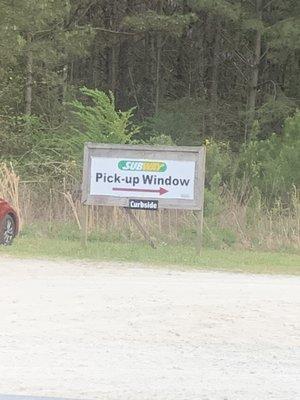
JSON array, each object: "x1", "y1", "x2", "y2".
[
  {"x1": 70, "y1": 87, "x2": 138, "y2": 144},
  {"x1": 0, "y1": 88, "x2": 140, "y2": 180},
  {"x1": 203, "y1": 225, "x2": 237, "y2": 248},
  {"x1": 56, "y1": 28, "x2": 94, "y2": 60},
  {"x1": 187, "y1": 0, "x2": 240, "y2": 21},
  {"x1": 205, "y1": 140, "x2": 233, "y2": 184},
  {"x1": 255, "y1": 96, "x2": 296, "y2": 135},
  {"x1": 148, "y1": 134, "x2": 175, "y2": 146},
  {"x1": 195, "y1": 111, "x2": 300, "y2": 208},
  {"x1": 0, "y1": 115, "x2": 41, "y2": 160},
  {"x1": 236, "y1": 111, "x2": 300, "y2": 203},
  {"x1": 0, "y1": 114, "x2": 78, "y2": 179},
  {"x1": 124, "y1": 11, "x2": 197, "y2": 37},
  {"x1": 0, "y1": 0, "x2": 299, "y2": 217},
  {"x1": 241, "y1": 18, "x2": 266, "y2": 33},
  {"x1": 6, "y1": 0, "x2": 70, "y2": 31},
  {"x1": 266, "y1": 16, "x2": 300, "y2": 59},
  {"x1": 0, "y1": 0, "x2": 93, "y2": 115},
  {"x1": 204, "y1": 187, "x2": 222, "y2": 218},
  {"x1": 143, "y1": 98, "x2": 205, "y2": 145},
  {"x1": 246, "y1": 186, "x2": 262, "y2": 225}
]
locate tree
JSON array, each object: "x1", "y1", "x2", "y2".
[
  {"x1": 0, "y1": 0, "x2": 93, "y2": 117},
  {"x1": 70, "y1": 87, "x2": 138, "y2": 144},
  {"x1": 0, "y1": 0, "x2": 298, "y2": 150},
  {"x1": 124, "y1": 1, "x2": 197, "y2": 113}
]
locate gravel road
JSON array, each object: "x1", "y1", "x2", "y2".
[{"x1": 0, "y1": 256, "x2": 299, "y2": 400}]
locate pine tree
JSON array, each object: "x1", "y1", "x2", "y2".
[{"x1": 0, "y1": 0, "x2": 93, "y2": 116}]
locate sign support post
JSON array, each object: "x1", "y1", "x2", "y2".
[
  {"x1": 81, "y1": 204, "x2": 88, "y2": 248},
  {"x1": 196, "y1": 147, "x2": 205, "y2": 255},
  {"x1": 123, "y1": 208, "x2": 156, "y2": 249},
  {"x1": 196, "y1": 209, "x2": 204, "y2": 255}
]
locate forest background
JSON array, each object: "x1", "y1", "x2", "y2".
[{"x1": 0, "y1": 0, "x2": 299, "y2": 251}]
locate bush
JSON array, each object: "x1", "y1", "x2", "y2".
[
  {"x1": 0, "y1": 88, "x2": 140, "y2": 181},
  {"x1": 70, "y1": 87, "x2": 139, "y2": 144},
  {"x1": 237, "y1": 111, "x2": 300, "y2": 204}
]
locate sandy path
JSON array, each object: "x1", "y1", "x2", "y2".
[{"x1": 0, "y1": 256, "x2": 299, "y2": 400}]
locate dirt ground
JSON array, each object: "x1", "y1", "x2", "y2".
[{"x1": 0, "y1": 256, "x2": 299, "y2": 400}]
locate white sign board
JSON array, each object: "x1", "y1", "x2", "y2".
[{"x1": 82, "y1": 144, "x2": 206, "y2": 210}]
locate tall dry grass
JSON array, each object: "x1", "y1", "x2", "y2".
[{"x1": 1, "y1": 163, "x2": 299, "y2": 250}]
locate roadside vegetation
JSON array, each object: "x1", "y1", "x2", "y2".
[
  {"x1": 1, "y1": 232, "x2": 300, "y2": 275},
  {"x1": 0, "y1": 1, "x2": 299, "y2": 262},
  {"x1": 0, "y1": 107, "x2": 299, "y2": 254}
]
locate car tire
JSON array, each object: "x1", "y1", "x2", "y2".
[{"x1": 0, "y1": 214, "x2": 16, "y2": 245}]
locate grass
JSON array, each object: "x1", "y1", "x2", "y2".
[{"x1": 1, "y1": 234, "x2": 300, "y2": 275}]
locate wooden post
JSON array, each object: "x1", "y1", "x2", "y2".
[
  {"x1": 123, "y1": 208, "x2": 156, "y2": 249},
  {"x1": 196, "y1": 209, "x2": 204, "y2": 255},
  {"x1": 81, "y1": 204, "x2": 88, "y2": 248}
]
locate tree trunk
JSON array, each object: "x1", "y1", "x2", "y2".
[
  {"x1": 155, "y1": 34, "x2": 162, "y2": 115},
  {"x1": 155, "y1": 0, "x2": 163, "y2": 114},
  {"x1": 92, "y1": 32, "x2": 102, "y2": 88},
  {"x1": 209, "y1": 19, "x2": 221, "y2": 138},
  {"x1": 111, "y1": 44, "x2": 119, "y2": 95},
  {"x1": 110, "y1": 0, "x2": 120, "y2": 97},
  {"x1": 247, "y1": 0, "x2": 262, "y2": 139},
  {"x1": 25, "y1": 33, "x2": 33, "y2": 116},
  {"x1": 211, "y1": 20, "x2": 221, "y2": 106}
]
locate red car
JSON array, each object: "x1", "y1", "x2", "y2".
[{"x1": 0, "y1": 198, "x2": 19, "y2": 245}]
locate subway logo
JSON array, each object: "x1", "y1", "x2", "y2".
[{"x1": 118, "y1": 160, "x2": 167, "y2": 172}]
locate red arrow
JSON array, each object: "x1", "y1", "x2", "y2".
[{"x1": 113, "y1": 187, "x2": 168, "y2": 196}]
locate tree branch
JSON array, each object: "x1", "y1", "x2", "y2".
[{"x1": 77, "y1": 26, "x2": 141, "y2": 36}]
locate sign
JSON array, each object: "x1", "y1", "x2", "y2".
[
  {"x1": 82, "y1": 144, "x2": 206, "y2": 210},
  {"x1": 128, "y1": 199, "x2": 159, "y2": 211}
]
